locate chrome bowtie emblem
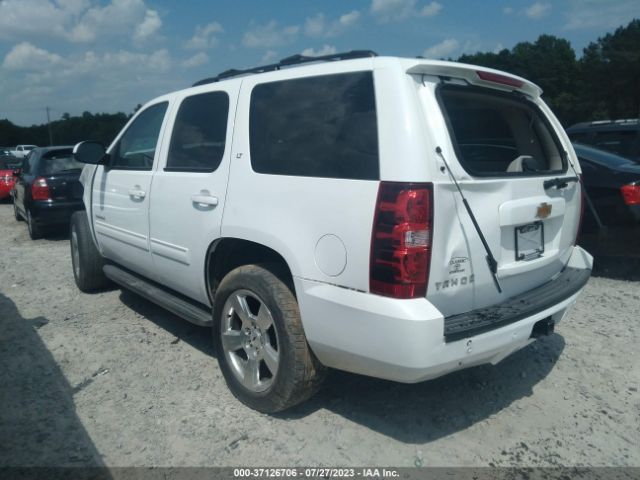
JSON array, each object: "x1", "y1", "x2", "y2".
[{"x1": 536, "y1": 202, "x2": 552, "y2": 219}]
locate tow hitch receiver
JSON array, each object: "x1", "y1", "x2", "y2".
[{"x1": 530, "y1": 317, "x2": 555, "y2": 338}]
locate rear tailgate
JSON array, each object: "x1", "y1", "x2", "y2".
[{"x1": 413, "y1": 65, "x2": 582, "y2": 317}]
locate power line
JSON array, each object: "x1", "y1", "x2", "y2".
[{"x1": 45, "y1": 107, "x2": 53, "y2": 146}]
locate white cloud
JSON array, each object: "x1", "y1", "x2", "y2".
[
  {"x1": 524, "y1": 2, "x2": 551, "y2": 20},
  {"x1": 2, "y1": 44, "x2": 173, "y2": 77},
  {"x1": 564, "y1": 0, "x2": 640, "y2": 30},
  {"x1": 3, "y1": 42, "x2": 63, "y2": 70},
  {"x1": 419, "y1": 1, "x2": 442, "y2": 17},
  {"x1": 371, "y1": 0, "x2": 442, "y2": 22},
  {"x1": 423, "y1": 38, "x2": 459, "y2": 58},
  {"x1": 301, "y1": 45, "x2": 338, "y2": 57},
  {"x1": 261, "y1": 50, "x2": 279, "y2": 63},
  {"x1": 134, "y1": 9, "x2": 162, "y2": 43},
  {"x1": 503, "y1": 6, "x2": 514, "y2": 15},
  {"x1": 305, "y1": 14, "x2": 326, "y2": 37},
  {"x1": 1, "y1": 45, "x2": 176, "y2": 120},
  {"x1": 304, "y1": 10, "x2": 361, "y2": 37},
  {"x1": 181, "y1": 52, "x2": 209, "y2": 68},
  {"x1": 0, "y1": 0, "x2": 162, "y2": 44},
  {"x1": 242, "y1": 21, "x2": 299, "y2": 48},
  {"x1": 186, "y1": 22, "x2": 224, "y2": 50},
  {"x1": 339, "y1": 10, "x2": 361, "y2": 27},
  {"x1": 0, "y1": 0, "x2": 70, "y2": 40}
]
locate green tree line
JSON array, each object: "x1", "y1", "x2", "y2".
[
  {"x1": 458, "y1": 19, "x2": 639, "y2": 126},
  {"x1": 1, "y1": 20, "x2": 638, "y2": 148},
  {"x1": 0, "y1": 111, "x2": 131, "y2": 148}
]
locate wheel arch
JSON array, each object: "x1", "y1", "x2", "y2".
[{"x1": 205, "y1": 236, "x2": 299, "y2": 305}]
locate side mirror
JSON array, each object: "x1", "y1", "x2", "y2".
[{"x1": 73, "y1": 141, "x2": 107, "y2": 165}]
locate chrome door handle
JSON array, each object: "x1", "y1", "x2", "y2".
[
  {"x1": 191, "y1": 194, "x2": 219, "y2": 207},
  {"x1": 128, "y1": 188, "x2": 146, "y2": 199}
]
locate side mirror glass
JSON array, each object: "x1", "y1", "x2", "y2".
[{"x1": 73, "y1": 141, "x2": 107, "y2": 165}]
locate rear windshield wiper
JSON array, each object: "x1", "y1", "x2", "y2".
[{"x1": 436, "y1": 147, "x2": 502, "y2": 293}]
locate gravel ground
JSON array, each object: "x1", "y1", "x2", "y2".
[{"x1": 0, "y1": 200, "x2": 638, "y2": 468}]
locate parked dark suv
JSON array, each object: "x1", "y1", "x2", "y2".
[{"x1": 566, "y1": 119, "x2": 640, "y2": 162}]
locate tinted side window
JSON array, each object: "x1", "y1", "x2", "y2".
[
  {"x1": 111, "y1": 102, "x2": 168, "y2": 170},
  {"x1": 249, "y1": 72, "x2": 379, "y2": 180},
  {"x1": 166, "y1": 91, "x2": 230, "y2": 172}
]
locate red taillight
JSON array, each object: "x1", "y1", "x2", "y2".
[
  {"x1": 370, "y1": 182, "x2": 433, "y2": 299},
  {"x1": 621, "y1": 183, "x2": 640, "y2": 206},
  {"x1": 476, "y1": 70, "x2": 524, "y2": 89},
  {"x1": 31, "y1": 177, "x2": 51, "y2": 201}
]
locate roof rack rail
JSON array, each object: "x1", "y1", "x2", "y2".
[{"x1": 192, "y1": 50, "x2": 378, "y2": 87}]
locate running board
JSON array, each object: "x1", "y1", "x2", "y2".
[{"x1": 103, "y1": 264, "x2": 213, "y2": 327}]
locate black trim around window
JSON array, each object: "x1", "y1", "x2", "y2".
[
  {"x1": 107, "y1": 101, "x2": 169, "y2": 172},
  {"x1": 435, "y1": 83, "x2": 568, "y2": 178},
  {"x1": 163, "y1": 166, "x2": 217, "y2": 173}
]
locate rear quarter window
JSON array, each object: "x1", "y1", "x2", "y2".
[{"x1": 249, "y1": 71, "x2": 379, "y2": 180}]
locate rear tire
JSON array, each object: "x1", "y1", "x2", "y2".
[
  {"x1": 213, "y1": 264, "x2": 326, "y2": 413},
  {"x1": 13, "y1": 200, "x2": 23, "y2": 221},
  {"x1": 26, "y1": 210, "x2": 41, "y2": 240},
  {"x1": 70, "y1": 211, "x2": 110, "y2": 292}
]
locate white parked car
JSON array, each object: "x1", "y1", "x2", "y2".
[
  {"x1": 10, "y1": 145, "x2": 37, "y2": 158},
  {"x1": 70, "y1": 51, "x2": 592, "y2": 412}
]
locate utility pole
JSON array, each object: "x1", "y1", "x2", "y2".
[{"x1": 45, "y1": 106, "x2": 53, "y2": 146}]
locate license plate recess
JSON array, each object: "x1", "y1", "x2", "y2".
[{"x1": 515, "y1": 222, "x2": 544, "y2": 261}]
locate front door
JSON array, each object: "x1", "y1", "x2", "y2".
[
  {"x1": 92, "y1": 101, "x2": 170, "y2": 280},
  {"x1": 148, "y1": 86, "x2": 238, "y2": 305}
]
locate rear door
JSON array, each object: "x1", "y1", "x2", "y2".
[
  {"x1": 92, "y1": 101, "x2": 170, "y2": 280},
  {"x1": 148, "y1": 85, "x2": 238, "y2": 305},
  {"x1": 421, "y1": 78, "x2": 582, "y2": 315}
]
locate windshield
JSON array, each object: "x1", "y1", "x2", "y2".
[{"x1": 439, "y1": 85, "x2": 566, "y2": 176}]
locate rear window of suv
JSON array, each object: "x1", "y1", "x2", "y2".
[
  {"x1": 439, "y1": 86, "x2": 566, "y2": 176},
  {"x1": 249, "y1": 71, "x2": 379, "y2": 180}
]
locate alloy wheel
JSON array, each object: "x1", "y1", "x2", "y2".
[{"x1": 220, "y1": 289, "x2": 280, "y2": 393}]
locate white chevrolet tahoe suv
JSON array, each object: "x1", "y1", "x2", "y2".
[{"x1": 70, "y1": 51, "x2": 592, "y2": 412}]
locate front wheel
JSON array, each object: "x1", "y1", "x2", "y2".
[{"x1": 213, "y1": 264, "x2": 326, "y2": 413}]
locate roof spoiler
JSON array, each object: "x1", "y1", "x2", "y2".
[{"x1": 406, "y1": 62, "x2": 542, "y2": 98}]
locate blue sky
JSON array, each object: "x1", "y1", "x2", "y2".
[{"x1": 1, "y1": 0, "x2": 638, "y2": 126}]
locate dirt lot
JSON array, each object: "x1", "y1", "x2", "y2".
[{"x1": 1, "y1": 200, "x2": 638, "y2": 468}]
